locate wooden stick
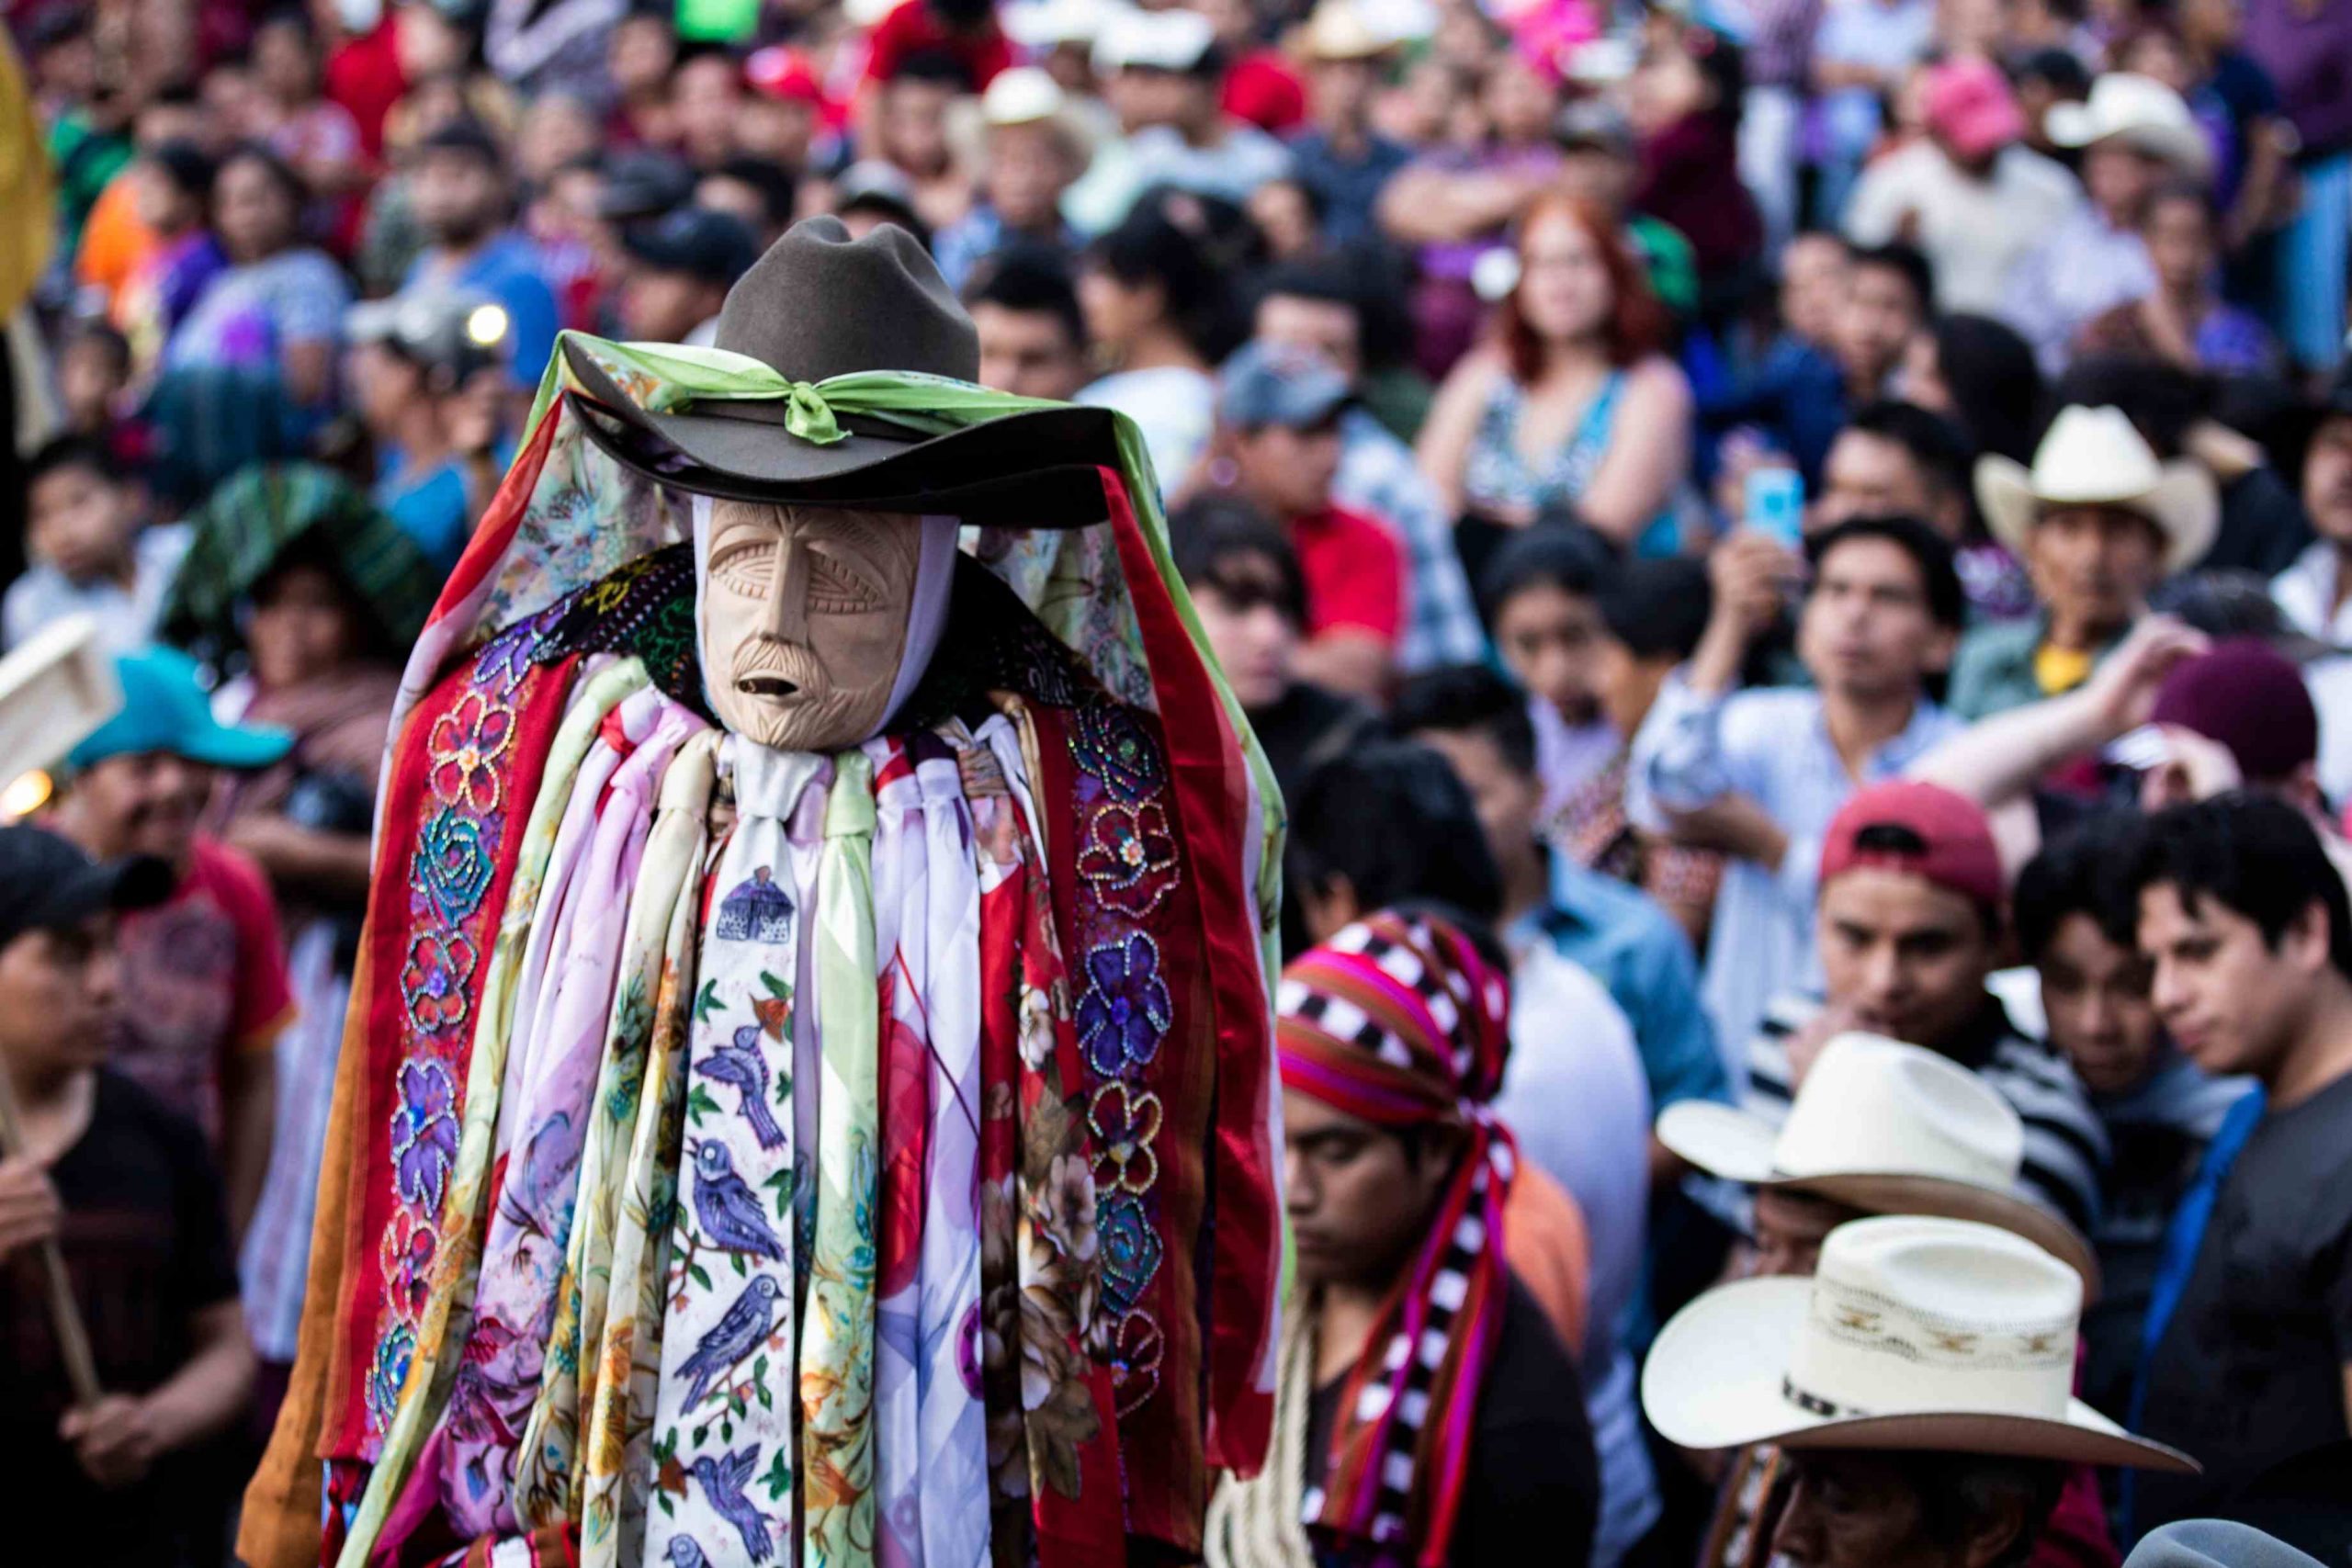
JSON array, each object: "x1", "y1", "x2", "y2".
[{"x1": 0, "y1": 1068, "x2": 103, "y2": 1408}]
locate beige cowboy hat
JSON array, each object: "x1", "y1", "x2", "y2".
[
  {"x1": 2047, "y1": 73, "x2": 2213, "y2": 179},
  {"x1": 946, "y1": 66, "x2": 1099, "y2": 175},
  {"x1": 1975, "y1": 404, "x2": 2220, "y2": 573},
  {"x1": 1301, "y1": 0, "x2": 1395, "y2": 62},
  {"x1": 1659, "y1": 1033, "x2": 2098, "y2": 1291},
  {"x1": 1642, "y1": 1215, "x2": 2200, "y2": 1472}
]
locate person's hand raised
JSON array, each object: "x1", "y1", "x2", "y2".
[
  {"x1": 2085, "y1": 615, "x2": 2210, "y2": 743},
  {"x1": 0, "y1": 1156, "x2": 59, "y2": 1265},
  {"x1": 1706, "y1": 531, "x2": 1801, "y2": 644}
]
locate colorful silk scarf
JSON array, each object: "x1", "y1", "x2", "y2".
[{"x1": 1273, "y1": 910, "x2": 1518, "y2": 1568}]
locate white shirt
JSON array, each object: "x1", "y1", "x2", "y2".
[
  {"x1": 2272, "y1": 539, "x2": 2352, "y2": 644},
  {"x1": 1844, "y1": 140, "x2": 2084, "y2": 316},
  {"x1": 1077, "y1": 365, "x2": 1216, "y2": 502}
]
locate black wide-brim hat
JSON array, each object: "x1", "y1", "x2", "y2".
[{"x1": 565, "y1": 216, "x2": 1125, "y2": 529}]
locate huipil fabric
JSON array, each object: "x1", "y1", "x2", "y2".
[
  {"x1": 1257, "y1": 910, "x2": 1520, "y2": 1566},
  {"x1": 643, "y1": 741, "x2": 826, "y2": 1568},
  {"x1": 237, "y1": 336, "x2": 1284, "y2": 1568}
]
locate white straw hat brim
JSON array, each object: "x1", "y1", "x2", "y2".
[
  {"x1": 1641, "y1": 1276, "x2": 2199, "y2": 1472},
  {"x1": 1976, "y1": 455, "x2": 2220, "y2": 574}
]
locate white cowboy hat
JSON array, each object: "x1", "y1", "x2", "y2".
[
  {"x1": 1301, "y1": 0, "x2": 1395, "y2": 61},
  {"x1": 1092, "y1": 6, "x2": 1216, "y2": 73},
  {"x1": 2124, "y1": 1521, "x2": 2324, "y2": 1568},
  {"x1": 2047, "y1": 73, "x2": 2214, "y2": 178},
  {"x1": 1642, "y1": 1215, "x2": 2200, "y2": 1472},
  {"x1": 1975, "y1": 405, "x2": 2221, "y2": 573},
  {"x1": 1658, "y1": 1034, "x2": 2098, "y2": 1290},
  {"x1": 946, "y1": 66, "x2": 1098, "y2": 175},
  {"x1": 1002, "y1": 0, "x2": 1117, "y2": 51}
]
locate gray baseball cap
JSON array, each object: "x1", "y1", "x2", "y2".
[
  {"x1": 347, "y1": 288, "x2": 514, "y2": 383},
  {"x1": 1216, "y1": 340, "x2": 1352, "y2": 430}
]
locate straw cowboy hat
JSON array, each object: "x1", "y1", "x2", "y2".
[
  {"x1": 564, "y1": 216, "x2": 1123, "y2": 526},
  {"x1": 946, "y1": 66, "x2": 1098, "y2": 176},
  {"x1": 1643, "y1": 1215, "x2": 2200, "y2": 1472},
  {"x1": 1659, "y1": 1033, "x2": 2098, "y2": 1290},
  {"x1": 2048, "y1": 73, "x2": 2213, "y2": 178},
  {"x1": 1975, "y1": 404, "x2": 2220, "y2": 573},
  {"x1": 1301, "y1": 0, "x2": 1396, "y2": 61}
]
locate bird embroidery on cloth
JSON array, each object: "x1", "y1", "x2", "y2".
[
  {"x1": 691, "y1": 1140, "x2": 787, "y2": 1260},
  {"x1": 697, "y1": 1024, "x2": 786, "y2": 1149},
  {"x1": 663, "y1": 1538, "x2": 711, "y2": 1568},
  {"x1": 495, "y1": 1110, "x2": 577, "y2": 1239},
  {"x1": 688, "y1": 1445, "x2": 774, "y2": 1562},
  {"x1": 676, "y1": 1274, "x2": 785, "y2": 1412}
]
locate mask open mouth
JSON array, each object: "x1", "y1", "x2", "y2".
[{"x1": 737, "y1": 675, "x2": 799, "y2": 697}]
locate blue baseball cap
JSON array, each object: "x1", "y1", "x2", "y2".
[
  {"x1": 67, "y1": 647, "x2": 295, "y2": 773},
  {"x1": 1216, "y1": 340, "x2": 1352, "y2": 431}
]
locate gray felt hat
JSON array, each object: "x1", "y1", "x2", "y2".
[{"x1": 565, "y1": 216, "x2": 1123, "y2": 526}]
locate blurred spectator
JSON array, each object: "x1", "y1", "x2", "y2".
[
  {"x1": 1806, "y1": 0, "x2": 1934, "y2": 226},
  {"x1": 1204, "y1": 340, "x2": 1404, "y2": 699},
  {"x1": 616, "y1": 204, "x2": 760, "y2": 346},
  {"x1": 1954, "y1": 405, "x2": 2220, "y2": 717},
  {"x1": 2076, "y1": 180, "x2": 2280, "y2": 375},
  {"x1": 861, "y1": 0, "x2": 1012, "y2": 96},
  {"x1": 1242, "y1": 172, "x2": 1320, "y2": 262},
  {"x1": 110, "y1": 141, "x2": 227, "y2": 381},
  {"x1": 0, "y1": 824, "x2": 254, "y2": 1568},
  {"x1": 2272, "y1": 369, "x2": 2352, "y2": 644},
  {"x1": 1251, "y1": 258, "x2": 1485, "y2": 669},
  {"x1": 1284, "y1": 737, "x2": 1505, "y2": 949},
  {"x1": 1845, "y1": 58, "x2": 2080, "y2": 317},
  {"x1": 1826, "y1": 240, "x2": 1931, "y2": 404},
  {"x1": 868, "y1": 49, "x2": 973, "y2": 231},
  {"x1": 604, "y1": 2, "x2": 682, "y2": 147},
  {"x1": 1199, "y1": 0, "x2": 1304, "y2": 134},
  {"x1": 1377, "y1": 51, "x2": 1562, "y2": 376},
  {"x1": 2013, "y1": 45, "x2": 2095, "y2": 158},
  {"x1": 164, "y1": 142, "x2": 351, "y2": 410},
  {"x1": 1555, "y1": 99, "x2": 1700, "y2": 323},
  {"x1": 2014, "y1": 813, "x2": 2248, "y2": 1421},
  {"x1": 247, "y1": 8, "x2": 368, "y2": 209},
  {"x1": 54, "y1": 321, "x2": 136, "y2": 451},
  {"x1": 1624, "y1": 19, "x2": 1761, "y2": 309},
  {"x1": 696, "y1": 156, "x2": 799, "y2": 252},
  {"x1": 966, "y1": 246, "x2": 1092, "y2": 401},
  {"x1": 48, "y1": 648, "x2": 297, "y2": 1248},
  {"x1": 1628, "y1": 516, "x2": 1967, "y2": 1055},
  {"x1": 741, "y1": 46, "x2": 831, "y2": 174},
  {"x1": 1419, "y1": 194, "x2": 1690, "y2": 571},
  {"x1": 402, "y1": 119, "x2": 560, "y2": 389},
  {"x1": 1562, "y1": 555, "x2": 1725, "y2": 952},
  {"x1": 1170, "y1": 495, "x2": 1377, "y2": 805},
  {"x1": 345, "y1": 287, "x2": 515, "y2": 572},
  {"x1": 831, "y1": 159, "x2": 933, "y2": 247},
  {"x1": 1817, "y1": 398, "x2": 2038, "y2": 623},
  {"x1": 2240, "y1": 0, "x2": 2352, "y2": 370},
  {"x1": 4, "y1": 436, "x2": 187, "y2": 653},
  {"x1": 1894, "y1": 310, "x2": 2044, "y2": 465},
  {"x1": 933, "y1": 67, "x2": 1089, "y2": 289},
  {"x1": 1479, "y1": 523, "x2": 1619, "y2": 815},
  {"x1": 2009, "y1": 73, "x2": 2212, "y2": 369},
  {"x1": 1069, "y1": 8, "x2": 1290, "y2": 230},
  {"x1": 1285, "y1": 1, "x2": 1410, "y2": 247},
  {"x1": 1076, "y1": 194, "x2": 1231, "y2": 491}
]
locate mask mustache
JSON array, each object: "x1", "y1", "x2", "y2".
[{"x1": 729, "y1": 638, "x2": 828, "y2": 700}]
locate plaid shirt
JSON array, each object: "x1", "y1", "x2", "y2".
[{"x1": 1335, "y1": 408, "x2": 1486, "y2": 671}]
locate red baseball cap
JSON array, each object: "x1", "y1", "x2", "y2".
[
  {"x1": 1819, "y1": 781, "x2": 2005, "y2": 910},
  {"x1": 1924, "y1": 59, "x2": 2025, "y2": 162},
  {"x1": 747, "y1": 46, "x2": 826, "y2": 105}
]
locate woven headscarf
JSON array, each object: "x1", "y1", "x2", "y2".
[{"x1": 1272, "y1": 908, "x2": 1517, "y2": 1567}]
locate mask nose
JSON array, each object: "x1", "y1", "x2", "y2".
[{"x1": 761, "y1": 531, "x2": 810, "y2": 645}]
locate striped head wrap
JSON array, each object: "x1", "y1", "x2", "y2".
[{"x1": 1274, "y1": 908, "x2": 1516, "y2": 1567}]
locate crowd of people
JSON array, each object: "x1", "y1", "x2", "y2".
[{"x1": 3, "y1": 0, "x2": 2352, "y2": 1561}]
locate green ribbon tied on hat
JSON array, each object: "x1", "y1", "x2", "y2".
[{"x1": 778, "y1": 378, "x2": 845, "y2": 446}]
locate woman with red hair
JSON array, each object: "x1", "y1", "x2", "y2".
[{"x1": 1415, "y1": 193, "x2": 1692, "y2": 576}]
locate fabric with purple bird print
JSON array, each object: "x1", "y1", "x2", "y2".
[{"x1": 647, "y1": 742, "x2": 824, "y2": 1568}]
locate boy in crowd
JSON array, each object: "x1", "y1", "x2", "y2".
[
  {"x1": 2131, "y1": 795, "x2": 2352, "y2": 1527},
  {"x1": 0, "y1": 824, "x2": 254, "y2": 1564},
  {"x1": 4, "y1": 435, "x2": 187, "y2": 653},
  {"x1": 1629, "y1": 514, "x2": 1966, "y2": 1055},
  {"x1": 46, "y1": 648, "x2": 295, "y2": 1245},
  {"x1": 965, "y1": 246, "x2": 1093, "y2": 403},
  {"x1": 1825, "y1": 242, "x2": 1932, "y2": 404},
  {"x1": 1748, "y1": 779, "x2": 2107, "y2": 1233},
  {"x1": 2014, "y1": 815, "x2": 2248, "y2": 1420}
]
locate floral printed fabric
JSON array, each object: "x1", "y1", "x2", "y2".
[
  {"x1": 645, "y1": 742, "x2": 826, "y2": 1568},
  {"x1": 339, "y1": 658, "x2": 650, "y2": 1568}
]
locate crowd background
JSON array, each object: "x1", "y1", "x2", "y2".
[{"x1": 5, "y1": 0, "x2": 2352, "y2": 1560}]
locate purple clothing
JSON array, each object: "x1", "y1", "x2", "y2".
[
  {"x1": 1634, "y1": 115, "x2": 1763, "y2": 282},
  {"x1": 1411, "y1": 141, "x2": 1566, "y2": 283},
  {"x1": 2242, "y1": 0, "x2": 2352, "y2": 157}
]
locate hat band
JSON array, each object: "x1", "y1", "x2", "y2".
[{"x1": 1783, "y1": 1375, "x2": 1866, "y2": 1420}]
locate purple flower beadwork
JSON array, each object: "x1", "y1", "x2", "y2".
[
  {"x1": 1075, "y1": 932, "x2": 1172, "y2": 1077},
  {"x1": 391, "y1": 1059, "x2": 461, "y2": 1210}
]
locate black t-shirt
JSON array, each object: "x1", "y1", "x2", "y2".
[
  {"x1": 0, "y1": 1070, "x2": 241, "y2": 1564},
  {"x1": 2137, "y1": 1067, "x2": 2352, "y2": 1527},
  {"x1": 1306, "y1": 1273, "x2": 1600, "y2": 1566}
]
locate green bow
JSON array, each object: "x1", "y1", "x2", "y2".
[{"x1": 778, "y1": 378, "x2": 844, "y2": 446}]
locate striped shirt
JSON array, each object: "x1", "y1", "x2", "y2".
[{"x1": 1745, "y1": 992, "x2": 2109, "y2": 1235}]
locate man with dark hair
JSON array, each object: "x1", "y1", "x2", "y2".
[
  {"x1": 695, "y1": 157, "x2": 798, "y2": 251},
  {"x1": 2014, "y1": 815, "x2": 2248, "y2": 1420},
  {"x1": 1815, "y1": 399, "x2": 1975, "y2": 544},
  {"x1": 1745, "y1": 781, "x2": 2107, "y2": 1233},
  {"x1": 403, "y1": 120, "x2": 560, "y2": 389},
  {"x1": 2132, "y1": 794, "x2": 2352, "y2": 1526},
  {"x1": 964, "y1": 246, "x2": 1092, "y2": 402},
  {"x1": 1827, "y1": 242, "x2": 1934, "y2": 402},
  {"x1": 616, "y1": 206, "x2": 760, "y2": 346},
  {"x1": 1251, "y1": 259, "x2": 1483, "y2": 670},
  {"x1": 1630, "y1": 516, "x2": 1967, "y2": 1054}
]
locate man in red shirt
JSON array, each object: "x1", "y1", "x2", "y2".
[
  {"x1": 48, "y1": 647, "x2": 296, "y2": 1250},
  {"x1": 1212, "y1": 340, "x2": 1408, "y2": 700}
]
